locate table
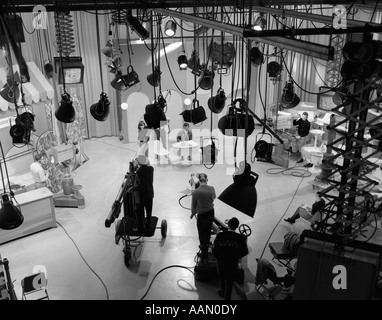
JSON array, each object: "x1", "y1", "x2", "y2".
[
  {"x1": 171, "y1": 141, "x2": 199, "y2": 165},
  {"x1": 301, "y1": 146, "x2": 324, "y2": 173},
  {"x1": 0, "y1": 187, "x2": 56, "y2": 245},
  {"x1": 309, "y1": 129, "x2": 325, "y2": 149}
]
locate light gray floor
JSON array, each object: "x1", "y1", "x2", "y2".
[{"x1": 1, "y1": 133, "x2": 381, "y2": 300}]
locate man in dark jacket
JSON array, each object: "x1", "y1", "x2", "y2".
[
  {"x1": 212, "y1": 217, "x2": 249, "y2": 300},
  {"x1": 129, "y1": 155, "x2": 154, "y2": 233},
  {"x1": 293, "y1": 111, "x2": 311, "y2": 164}
]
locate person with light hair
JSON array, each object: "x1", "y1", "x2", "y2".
[{"x1": 30, "y1": 153, "x2": 48, "y2": 189}]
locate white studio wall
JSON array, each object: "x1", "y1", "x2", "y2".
[
  {"x1": 124, "y1": 91, "x2": 149, "y2": 142},
  {"x1": 161, "y1": 89, "x2": 183, "y2": 142}
]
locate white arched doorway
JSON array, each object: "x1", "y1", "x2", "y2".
[
  {"x1": 123, "y1": 92, "x2": 150, "y2": 143},
  {"x1": 161, "y1": 90, "x2": 183, "y2": 142}
]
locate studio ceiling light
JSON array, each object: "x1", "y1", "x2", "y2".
[
  {"x1": 267, "y1": 61, "x2": 282, "y2": 78},
  {"x1": 198, "y1": 68, "x2": 215, "y2": 90},
  {"x1": 165, "y1": 20, "x2": 176, "y2": 37},
  {"x1": 280, "y1": 80, "x2": 300, "y2": 109},
  {"x1": 101, "y1": 40, "x2": 113, "y2": 57},
  {"x1": 218, "y1": 161, "x2": 259, "y2": 218},
  {"x1": 208, "y1": 88, "x2": 226, "y2": 114},
  {"x1": 126, "y1": 10, "x2": 149, "y2": 40},
  {"x1": 187, "y1": 51, "x2": 202, "y2": 76},
  {"x1": 55, "y1": 92, "x2": 76, "y2": 123},
  {"x1": 147, "y1": 66, "x2": 161, "y2": 87},
  {"x1": 90, "y1": 92, "x2": 110, "y2": 122},
  {"x1": 250, "y1": 47, "x2": 264, "y2": 67},
  {"x1": 178, "y1": 52, "x2": 188, "y2": 70},
  {"x1": 0, "y1": 193, "x2": 24, "y2": 230},
  {"x1": 44, "y1": 60, "x2": 54, "y2": 79},
  {"x1": 110, "y1": 71, "x2": 127, "y2": 91},
  {"x1": 253, "y1": 12, "x2": 266, "y2": 31}
]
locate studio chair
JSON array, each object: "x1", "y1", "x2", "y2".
[
  {"x1": 268, "y1": 242, "x2": 295, "y2": 273},
  {"x1": 21, "y1": 272, "x2": 50, "y2": 300}
]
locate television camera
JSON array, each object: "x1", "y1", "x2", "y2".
[{"x1": 105, "y1": 161, "x2": 167, "y2": 268}]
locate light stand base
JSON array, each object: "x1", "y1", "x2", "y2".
[{"x1": 52, "y1": 192, "x2": 85, "y2": 208}]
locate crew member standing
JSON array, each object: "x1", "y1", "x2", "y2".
[
  {"x1": 30, "y1": 153, "x2": 48, "y2": 189},
  {"x1": 293, "y1": 111, "x2": 311, "y2": 164},
  {"x1": 190, "y1": 173, "x2": 216, "y2": 263},
  {"x1": 129, "y1": 155, "x2": 154, "y2": 233},
  {"x1": 212, "y1": 217, "x2": 248, "y2": 300}
]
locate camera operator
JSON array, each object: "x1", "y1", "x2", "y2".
[
  {"x1": 190, "y1": 173, "x2": 216, "y2": 263},
  {"x1": 128, "y1": 155, "x2": 154, "y2": 233}
]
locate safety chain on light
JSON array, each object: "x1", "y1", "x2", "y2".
[{"x1": 313, "y1": 38, "x2": 382, "y2": 242}]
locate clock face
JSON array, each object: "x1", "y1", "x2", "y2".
[{"x1": 64, "y1": 68, "x2": 82, "y2": 84}]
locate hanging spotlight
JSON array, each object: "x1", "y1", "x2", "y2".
[
  {"x1": 280, "y1": 81, "x2": 300, "y2": 109},
  {"x1": 0, "y1": 80, "x2": 20, "y2": 103},
  {"x1": 218, "y1": 103, "x2": 255, "y2": 137},
  {"x1": 187, "y1": 51, "x2": 202, "y2": 76},
  {"x1": 121, "y1": 102, "x2": 128, "y2": 110},
  {"x1": 267, "y1": 61, "x2": 282, "y2": 78},
  {"x1": 43, "y1": 60, "x2": 54, "y2": 79},
  {"x1": 252, "y1": 12, "x2": 266, "y2": 31},
  {"x1": 144, "y1": 95, "x2": 167, "y2": 129},
  {"x1": 198, "y1": 68, "x2": 215, "y2": 90},
  {"x1": 184, "y1": 98, "x2": 192, "y2": 106},
  {"x1": 55, "y1": 92, "x2": 76, "y2": 123},
  {"x1": 208, "y1": 88, "x2": 226, "y2": 114},
  {"x1": 0, "y1": 138, "x2": 24, "y2": 230},
  {"x1": 9, "y1": 122, "x2": 24, "y2": 144},
  {"x1": 121, "y1": 65, "x2": 140, "y2": 88},
  {"x1": 9, "y1": 112, "x2": 35, "y2": 145},
  {"x1": 332, "y1": 87, "x2": 352, "y2": 106},
  {"x1": 147, "y1": 66, "x2": 161, "y2": 87},
  {"x1": 101, "y1": 40, "x2": 114, "y2": 57},
  {"x1": 90, "y1": 92, "x2": 110, "y2": 121},
  {"x1": 218, "y1": 161, "x2": 258, "y2": 218},
  {"x1": 110, "y1": 71, "x2": 127, "y2": 91},
  {"x1": 0, "y1": 193, "x2": 24, "y2": 230},
  {"x1": 165, "y1": 20, "x2": 177, "y2": 37},
  {"x1": 178, "y1": 52, "x2": 188, "y2": 70},
  {"x1": 126, "y1": 10, "x2": 149, "y2": 40},
  {"x1": 250, "y1": 47, "x2": 264, "y2": 67},
  {"x1": 340, "y1": 60, "x2": 374, "y2": 81}
]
